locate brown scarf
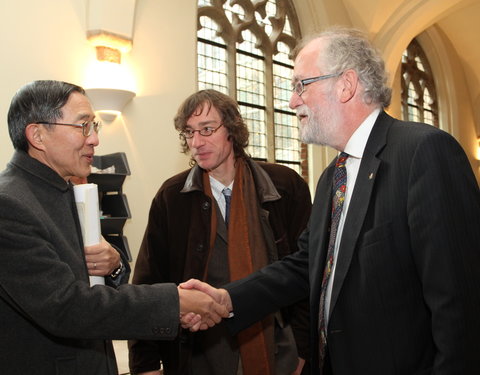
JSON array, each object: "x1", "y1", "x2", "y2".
[{"x1": 204, "y1": 159, "x2": 274, "y2": 375}]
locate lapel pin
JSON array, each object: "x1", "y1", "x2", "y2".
[{"x1": 368, "y1": 172, "x2": 374, "y2": 180}]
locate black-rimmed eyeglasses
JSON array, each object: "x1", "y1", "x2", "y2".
[
  {"x1": 292, "y1": 72, "x2": 343, "y2": 96},
  {"x1": 36, "y1": 120, "x2": 102, "y2": 137},
  {"x1": 179, "y1": 123, "x2": 224, "y2": 140}
]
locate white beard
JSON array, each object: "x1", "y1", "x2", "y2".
[{"x1": 297, "y1": 98, "x2": 340, "y2": 146}]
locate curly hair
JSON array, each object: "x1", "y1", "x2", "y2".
[
  {"x1": 174, "y1": 89, "x2": 249, "y2": 164},
  {"x1": 294, "y1": 26, "x2": 392, "y2": 108}
]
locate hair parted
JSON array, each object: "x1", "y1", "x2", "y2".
[
  {"x1": 174, "y1": 89, "x2": 250, "y2": 163},
  {"x1": 294, "y1": 26, "x2": 392, "y2": 108},
  {"x1": 7, "y1": 80, "x2": 85, "y2": 151}
]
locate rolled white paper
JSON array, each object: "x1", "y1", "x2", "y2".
[{"x1": 73, "y1": 183, "x2": 105, "y2": 286}]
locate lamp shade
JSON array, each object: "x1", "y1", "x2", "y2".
[{"x1": 85, "y1": 88, "x2": 136, "y2": 121}]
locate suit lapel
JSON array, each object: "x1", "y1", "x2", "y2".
[{"x1": 328, "y1": 111, "x2": 392, "y2": 317}]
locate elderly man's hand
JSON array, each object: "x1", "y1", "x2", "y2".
[{"x1": 84, "y1": 237, "x2": 121, "y2": 276}]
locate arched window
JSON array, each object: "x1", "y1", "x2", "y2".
[
  {"x1": 401, "y1": 38, "x2": 439, "y2": 127},
  {"x1": 197, "y1": 0, "x2": 307, "y2": 179}
]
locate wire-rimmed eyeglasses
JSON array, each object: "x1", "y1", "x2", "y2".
[
  {"x1": 179, "y1": 123, "x2": 224, "y2": 140},
  {"x1": 292, "y1": 72, "x2": 343, "y2": 96},
  {"x1": 36, "y1": 120, "x2": 102, "y2": 137}
]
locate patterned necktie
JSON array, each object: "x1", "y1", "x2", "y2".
[
  {"x1": 222, "y1": 187, "x2": 232, "y2": 227},
  {"x1": 318, "y1": 152, "x2": 349, "y2": 365}
]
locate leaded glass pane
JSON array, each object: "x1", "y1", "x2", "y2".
[
  {"x1": 237, "y1": 30, "x2": 265, "y2": 106},
  {"x1": 409, "y1": 105, "x2": 419, "y2": 122},
  {"x1": 197, "y1": 18, "x2": 228, "y2": 93},
  {"x1": 424, "y1": 110, "x2": 433, "y2": 124},
  {"x1": 240, "y1": 104, "x2": 267, "y2": 159},
  {"x1": 198, "y1": 16, "x2": 223, "y2": 43},
  {"x1": 284, "y1": 16, "x2": 293, "y2": 36},
  {"x1": 401, "y1": 39, "x2": 438, "y2": 127},
  {"x1": 254, "y1": 0, "x2": 276, "y2": 35},
  {"x1": 407, "y1": 82, "x2": 417, "y2": 105},
  {"x1": 224, "y1": 2, "x2": 245, "y2": 23},
  {"x1": 274, "y1": 40, "x2": 292, "y2": 65},
  {"x1": 274, "y1": 111, "x2": 300, "y2": 162}
]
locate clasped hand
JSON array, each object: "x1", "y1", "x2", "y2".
[
  {"x1": 178, "y1": 279, "x2": 233, "y2": 331},
  {"x1": 84, "y1": 237, "x2": 121, "y2": 276}
]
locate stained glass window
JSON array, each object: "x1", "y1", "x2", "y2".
[
  {"x1": 401, "y1": 39, "x2": 438, "y2": 127},
  {"x1": 197, "y1": 0, "x2": 306, "y2": 178}
]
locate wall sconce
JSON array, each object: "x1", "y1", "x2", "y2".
[
  {"x1": 85, "y1": 0, "x2": 137, "y2": 122},
  {"x1": 85, "y1": 88, "x2": 135, "y2": 122},
  {"x1": 84, "y1": 31, "x2": 136, "y2": 122}
]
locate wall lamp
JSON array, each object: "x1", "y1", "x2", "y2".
[
  {"x1": 85, "y1": 0, "x2": 137, "y2": 122},
  {"x1": 85, "y1": 87, "x2": 135, "y2": 122}
]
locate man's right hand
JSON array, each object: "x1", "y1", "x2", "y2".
[
  {"x1": 177, "y1": 285, "x2": 230, "y2": 330},
  {"x1": 179, "y1": 279, "x2": 233, "y2": 331}
]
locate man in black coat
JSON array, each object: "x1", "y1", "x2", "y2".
[{"x1": 0, "y1": 80, "x2": 228, "y2": 375}]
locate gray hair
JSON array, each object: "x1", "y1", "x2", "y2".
[
  {"x1": 7, "y1": 80, "x2": 85, "y2": 151},
  {"x1": 295, "y1": 26, "x2": 392, "y2": 108}
]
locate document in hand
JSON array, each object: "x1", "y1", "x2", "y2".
[{"x1": 73, "y1": 183, "x2": 105, "y2": 286}]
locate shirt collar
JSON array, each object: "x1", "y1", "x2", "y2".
[
  {"x1": 209, "y1": 175, "x2": 233, "y2": 201},
  {"x1": 343, "y1": 108, "x2": 381, "y2": 159}
]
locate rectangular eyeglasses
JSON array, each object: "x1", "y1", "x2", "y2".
[{"x1": 36, "y1": 120, "x2": 102, "y2": 137}]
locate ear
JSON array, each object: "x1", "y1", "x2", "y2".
[
  {"x1": 338, "y1": 69, "x2": 358, "y2": 103},
  {"x1": 25, "y1": 123, "x2": 46, "y2": 151}
]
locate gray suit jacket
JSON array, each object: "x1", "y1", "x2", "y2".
[
  {"x1": 0, "y1": 151, "x2": 180, "y2": 375},
  {"x1": 226, "y1": 111, "x2": 480, "y2": 374}
]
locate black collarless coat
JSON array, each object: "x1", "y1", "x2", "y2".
[{"x1": 0, "y1": 151, "x2": 180, "y2": 375}]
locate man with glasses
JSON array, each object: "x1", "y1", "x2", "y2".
[
  {"x1": 0, "y1": 80, "x2": 228, "y2": 375},
  {"x1": 182, "y1": 27, "x2": 480, "y2": 374},
  {"x1": 129, "y1": 89, "x2": 312, "y2": 375}
]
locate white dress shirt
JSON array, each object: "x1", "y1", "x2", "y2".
[
  {"x1": 209, "y1": 176, "x2": 234, "y2": 221},
  {"x1": 324, "y1": 108, "x2": 381, "y2": 325}
]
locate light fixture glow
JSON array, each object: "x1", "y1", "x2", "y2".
[{"x1": 85, "y1": 88, "x2": 135, "y2": 122}]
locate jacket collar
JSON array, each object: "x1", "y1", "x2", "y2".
[
  {"x1": 180, "y1": 158, "x2": 281, "y2": 204},
  {"x1": 9, "y1": 150, "x2": 70, "y2": 192}
]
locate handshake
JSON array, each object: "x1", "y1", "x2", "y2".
[{"x1": 177, "y1": 279, "x2": 232, "y2": 331}]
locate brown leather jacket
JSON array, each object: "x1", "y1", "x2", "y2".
[{"x1": 129, "y1": 159, "x2": 312, "y2": 374}]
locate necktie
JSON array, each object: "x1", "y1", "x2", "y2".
[
  {"x1": 222, "y1": 187, "x2": 232, "y2": 227},
  {"x1": 318, "y1": 152, "x2": 349, "y2": 364}
]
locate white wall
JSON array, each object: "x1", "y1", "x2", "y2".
[{"x1": 0, "y1": 0, "x2": 197, "y2": 266}]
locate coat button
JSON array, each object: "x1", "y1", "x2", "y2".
[{"x1": 195, "y1": 244, "x2": 205, "y2": 252}]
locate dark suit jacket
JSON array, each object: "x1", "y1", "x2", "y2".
[
  {"x1": 0, "y1": 151, "x2": 180, "y2": 375},
  {"x1": 226, "y1": 111, "x2": 480, "y2": 374}
]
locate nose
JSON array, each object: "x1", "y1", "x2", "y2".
[
  {"x1": 86, "y1": 131, "x2": 100, "y2": 147},
  {"x1": 289, "y1": 91, "x2": 303, "y2": 110},
  {"x1": 190, "y1": 131, "x2": 205, "y2": 148}
]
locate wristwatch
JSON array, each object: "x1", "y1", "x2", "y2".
[{"x1": 110, "y1": 261, "x2": 123, "y2": 279}]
